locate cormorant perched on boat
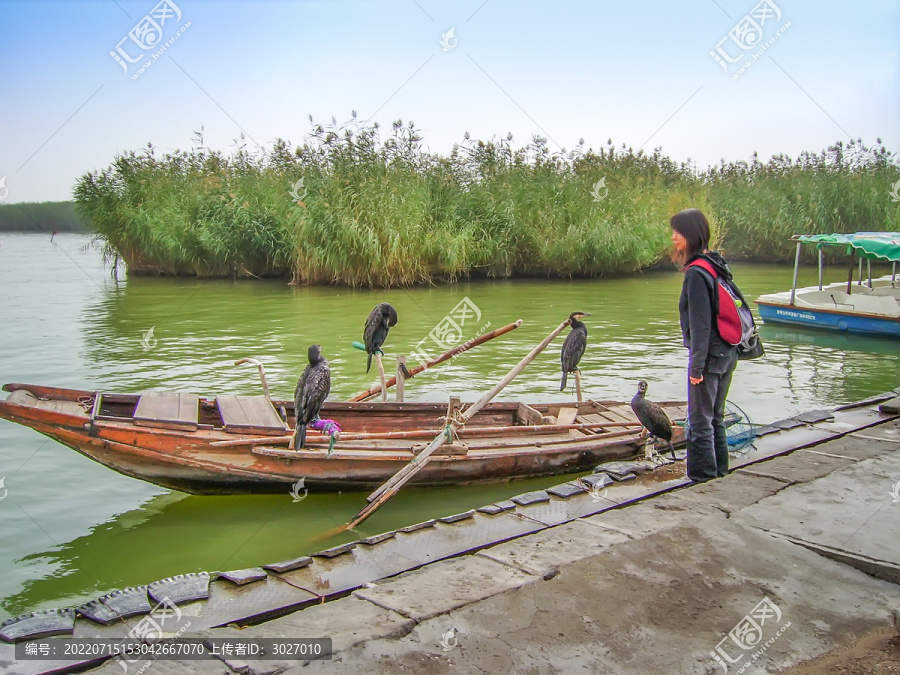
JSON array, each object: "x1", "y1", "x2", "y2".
[
  {"x1": 630, "y1": 380, "x2": 674, "y2": 458},
  {"x1": 292, "y1": 345, "x2": 331, "y2": 449},
  {"x1": 560, "y1": 312, "x2": 590, "y2": 391},
  {"x1": 363, "y1": 302, "x2": 398, "y2": 373}
]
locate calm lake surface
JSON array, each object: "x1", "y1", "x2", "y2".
[{"x1": 1, "y1": 232, "x2": 897, "y2": 618}]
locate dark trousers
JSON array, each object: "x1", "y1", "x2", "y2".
[{"x1": 686, "y1": 351, "x2": 737, "y2": 482}]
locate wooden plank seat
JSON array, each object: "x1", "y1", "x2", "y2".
[
  {"x1": 575, "y1": 412, "x2": 611, "y2": 434},
  {"x1": 556, "y1": 406, "x2": 594, "y2": 438},
  {"x1": 216, "y1": 395, "x2": 288, "y2": 435},
  {"x1": 134, "y1": 392, "x2": 199, "y2": 431}
]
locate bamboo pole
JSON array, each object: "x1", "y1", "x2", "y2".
[
  {"x1": 345, "y1": 320, "x2": 523, "y2": 402},
  {"x1": 345, "y1": 318, "x2": 571, "y2": 529},
  {"x1": 575, "y1": 370, "x2": 583, "y2": 402},
  {"x1": 376, "y1": 353, "x2": 387, "y2": 402}
]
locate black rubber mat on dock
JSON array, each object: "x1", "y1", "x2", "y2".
[
  {"x1": 511, "y1": 490, "x2": 551, "y2": 506},
  {"x1": 95, "y1": 586, "x2": 152, "y2": 622},
  {"x1": 0, "y1": 608, "x2": 75, "y2": 642},
  {"x1": 547, "y1": 482, "x2": 587, "y2": 499},
  {"x1": 439, "y1": 510, "x2": 476, "y2": 524},
  {"x1": 314, "y1": 542, "x2": 357, "y2": 558},
  {"x1": 148, "y1": 572, "x2": 210, "y2": 605},
  {"x1": 262, "y1": 556, "x2": 312, "y2": 573},
  {"x1": 794, "y1": 410, "x2": 835, "y2": 424},
  {"x1": 216, "y1": 568, "x2": 268, "y2": 586}
]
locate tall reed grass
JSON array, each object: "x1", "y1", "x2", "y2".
[
  {"x1": 707, "y1": 139, "x2": 900, "y2": 262},
  {"x1": 74, "y1": 118, "x2": 899, "y2": 285}
]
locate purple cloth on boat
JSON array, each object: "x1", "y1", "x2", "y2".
[{"x1": 310, "y1": 418, "x2": 341, "y2": 436}]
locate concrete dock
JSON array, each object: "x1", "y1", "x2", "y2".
[
  {"x1": 3, "y1": 392, "x2": 900, "y2": 674},
  {"x1": 192, "y1": 417, "x2": 900, "y2": 674}
]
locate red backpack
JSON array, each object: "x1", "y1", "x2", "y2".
[{"x1": 687, "y1": 259, "x2": 755, "y2": 347}]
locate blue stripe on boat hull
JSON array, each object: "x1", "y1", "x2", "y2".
[{"x1": 757, "y1": 303, "x2": 900, "y2": 337}]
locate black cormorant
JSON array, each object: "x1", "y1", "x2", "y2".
[
  {"x1": 363, "y1": 302, "x2": 398, "y2": 373},
  {"x1": 630, "y1": 380, "x2": 674, "y2": 457},
  {"x1": 560, "y1": 311, "x2": 590, "y2": 391},
  {"x1": 293, "y1": 344, "x2": 331, "y2": 449}
]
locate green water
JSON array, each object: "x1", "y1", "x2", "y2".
[{"x1": 1, "y1": 232, "x2": 897, "y2": 618}]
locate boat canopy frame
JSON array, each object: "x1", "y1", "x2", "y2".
[{"x1": 787, "y1": 232, "x2": 900, "y2": 305}]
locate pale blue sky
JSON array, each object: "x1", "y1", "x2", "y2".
[{"x1": 1, "y1": 0, "x2": 898, "y2": 203}]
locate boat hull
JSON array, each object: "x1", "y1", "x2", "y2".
[
  {"x1": 757, "y1": 301, "x2": 900, "y2": 336},
  {"x1": 0, "y1": 383, "x2": 686, "y2": 495}
]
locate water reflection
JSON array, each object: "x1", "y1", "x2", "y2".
[
  {"x1": 4, "y1": 470, "x2": 592, "y2": 616},
  {"x1": 760, "y1": 324, "x2": 899, "y2": 406}
]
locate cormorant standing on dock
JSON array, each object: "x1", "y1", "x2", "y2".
[
  {"x1": 293, "y1": 345, "x2": 331, "y2": 449},
  {"x1": 364, "y1": 302, "x2": 398, "y2": 373},
  {"x1": 560, "y1": 312, "x2": 590, "y2": 391},
  {"x1": 630, "y1": 380, "x2": 675, "y2": 457}
]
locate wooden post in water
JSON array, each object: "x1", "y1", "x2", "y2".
[{"x1": 395, "y1": 356, "x2": 406, "y2": 402}]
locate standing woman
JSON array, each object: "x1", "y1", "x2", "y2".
[{"x1": 670, "y1": 209, "x2": 738, "y2": 482}]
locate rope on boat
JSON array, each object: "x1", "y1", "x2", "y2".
[{"x1": 440, "y1": 408, "x2": 467, "y2": 444}]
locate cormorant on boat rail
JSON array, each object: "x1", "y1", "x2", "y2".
[
  {"x1": 560, "y1": 311, "x2": 590, "y2": 392},
  {"x1": 291, "y1": 344, "x2": 331, "y2": 449},
  {"x1": 364, "y1": 302, "x2": 398, "y2": 374}
]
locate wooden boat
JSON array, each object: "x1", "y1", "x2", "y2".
[
  {"x1": 755, "y1": 232, "x2": 900, "y2": 337},
  {"x1": 0, "y1": 382, "x2": 686, "y2": 495}
]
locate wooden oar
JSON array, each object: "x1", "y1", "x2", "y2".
[
  {"x1": 344, "y1": 320, "x2": 523, "y2": 402},
  {"x1": 343, "y1": 317, "x2": 571, "y2": 530}
]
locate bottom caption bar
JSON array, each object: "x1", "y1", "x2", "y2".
[{"x1": 16, "y1": 638, "x2": 332, "y2": 661}]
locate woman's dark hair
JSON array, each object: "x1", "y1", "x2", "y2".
[{"x1": 670, "y1": 208, "x2": 710, "y2": 262}]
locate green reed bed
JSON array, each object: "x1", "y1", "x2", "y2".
[
  {"x1": 74, "y1": 119, "x2": 899, "y2": 285},
  {"x1": 707, "y1": 139, "x2": 900, "y2": 262}
]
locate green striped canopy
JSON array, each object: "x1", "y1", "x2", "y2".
[{"x1": 793, "y1": 232, "x2": 900, "y2": 262}]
